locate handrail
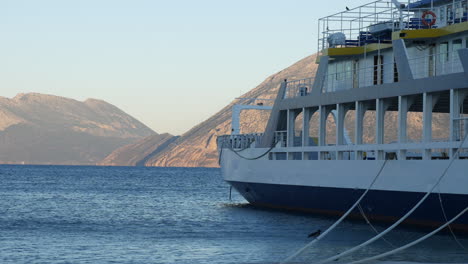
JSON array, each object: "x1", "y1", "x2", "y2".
[
  {"x1": 317, "y1": 0, "x2": 468, "y2": 53},
  {"x1": 217, "y1": 133, "x2": 264, "y2": 150},
  {"x1": 322, "y1": 50, "x2": 463, "y2": 93},
  {"x1": 284, "y1": 77, "x2": 315, "y2": 99}
]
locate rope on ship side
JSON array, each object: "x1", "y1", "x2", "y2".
[
  {"x1": 281, "y1": 158, "x2": 389, "y2": 264},
  {"x1": 437, "y1": 186, "x2": 467, "y2": 251},
  {"x1": 218, "y1": 136, "x2": 279, "y2": 163},
  {"x1": 219, "y1": 138, "x2": 253, "y2": 165},
  {"x1": 357, "y1": 203, "x2": 396, "y2": 248},
  {"x1": 307, "y1": 132, "x2": 468, "y2": 264},
  {"x1": 227, "y1": 141, "x2": 278, "y2": 160},
  {"x1": 348, "y1": 206, "x2": 468, "y2": 264}
]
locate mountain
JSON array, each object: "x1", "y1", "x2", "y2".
[
  {"x1": 98, "y1": 133, "x2": 178, "y2": 166},
  {"x1": 0, "y1": 93, "x2": 158, "y2": 165},
  {"x1": 143, "y1": 54, "x2": 319, "y2": 167},
  {"x1": 102, "y1": 53, "x2": 449, "y2": 167}
]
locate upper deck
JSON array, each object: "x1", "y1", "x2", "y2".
[
  {"x1": 218, "y1": 0, "x2": 468, "y2": 163},
  {"x1": 281, "y1": 0, "x2": 468, "y2": 100},
  {"x1": 318, "y1": 0, "x2": 468, "y2": 54}
]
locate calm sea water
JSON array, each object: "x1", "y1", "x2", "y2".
[{"x1": 0, "y1": 165, "x2": 467, "y2": 264}]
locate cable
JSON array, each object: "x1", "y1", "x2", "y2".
[
  {"x1": 437, "y1": 187, "x2": 467, "y2": 251},
  {"x1": 281, "y1": 158, "x2": 389, "y2": 264},
  {"x1": 227, "y1": 141, "x2": 278, "y2": 160},
  {"x1": 348, "y1": 207, "x2": 468, "y2": 264},
  {"x1": 218, "y1": 136, "x2": 260, "y2": 164},
  {"x1": 357, "y1": 203, "x2": 396, "y2": 248},
  {"x1": 310, "y1": 131, "x2": 468, "y2": 264}
]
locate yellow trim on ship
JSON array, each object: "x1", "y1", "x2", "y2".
[
  {"x1": 317, "y1": 22, "x2": 468, "y2": 61},
  {"x1": 392, "y1": 21, "x2": 468, "y2": 40},
  {"x1": 323, "y1": 43, "x2": 392, "y2": 57}
]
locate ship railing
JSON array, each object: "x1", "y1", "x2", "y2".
[
  {"x1": 216, "y1": 133, "x2": 264, "y2": 150},
  {"x1": 284, "y1": 77, "x2": 315, "y2": 99},
  {"x1": 453, "y1": 116, "x2": 468, "y2": 141},
  {"x1": 321, "y1": 50, "x2": 464, "y2": 93},
  {"x1": 322, "y1": 60, "x2": 397, "y2": 92},
  {"x1": 265, "y1": 139, "x2": 468, "y2": 160},
  {"x1": 408, "y1": 50, "x2": 464, "y2": 79},
  {"x1": 317, "y1": 0, "x2": 468, "y2": 54},
  {"x1": 274, "y1": 130, "x2": 287, "y2": 147},
  {"x1": 318, "y1": 0, "x2": 402, "y2": 53}
]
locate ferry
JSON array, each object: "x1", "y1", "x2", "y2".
[{"x1": 217, "y1": 0, "x2": 468, "y2": 230}]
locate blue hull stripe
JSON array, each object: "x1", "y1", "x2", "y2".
[{"x1": 227, "y1": 181, "x2": 468, "y2": 230}]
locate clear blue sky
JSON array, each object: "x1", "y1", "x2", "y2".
[{"x1": 1, "y1": 0, "x2": 369, "y2": 135}]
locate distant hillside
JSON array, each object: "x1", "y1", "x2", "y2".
[
  {"x1": 138, "y1": 53, "x2": 448, "y2": 167},
  {"x1": 144, "y1": 55, "x2": 319, "y2": 167},
  {"x1": 0, "y1": 93, "x2": 157, "y2": 165},
  {"x1": 97, "y1": 53, "x2": 449, "y2": 168},
  {"x1": 98, "y1": 133, "x2": 178, "y2": 166}
]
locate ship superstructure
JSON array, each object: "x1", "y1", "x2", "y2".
[{"x1": 218, "y1": 0, "x2": 468, "y2": 230}]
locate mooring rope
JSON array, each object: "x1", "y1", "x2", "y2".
[
  {"x1": 348, "y1": 206, "x2": 468, "y2": 264},
  {"x1": 309, "y1": 132, "x2": 468, "y2": 264},
  {"x1": 281, "y1": 158, "x2": 389, "y2": 264},
  {"x1": 357, "y1": 203, "x2": 396, "y2": 248},
  {"x1": 218, "y1": 136, "x2": 258, "y2": 165},
  {"x1": 226, "y1": 140, "x2": 278, "y2": 161},
  {"x1": 229, "y1": 145, "x2": 275, "y2": 160},
  {"x1": 437, "y1": 186, "x2": 467, "y2": 251},
  {"x1": 218, "y1": 137, "x2": 278, "y2": 163}
]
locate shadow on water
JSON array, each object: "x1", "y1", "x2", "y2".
[{"x1": 219, "y1": 202, "x2": 253, "y2": 209}]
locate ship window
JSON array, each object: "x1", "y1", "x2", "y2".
[
  {"x1": 353, "y1": 60, "x2": 359, "y2": 88},
  {"x1": 345, "y1": 61, "x2": 352, "y2": 81},
  {"x1": 329, "y1": 63, "x2": 336, "y2": 79},
  {"x1": 373, "y1": 55, "x2": 383, "y2": 85},
  {"x1": 439, "y1": 42, "x2": 449, "y2": 62},
  {"x1": 455, "y1": 2, "x2": 463, "y2": 19},
  {"x1": 453, "y1": 39, "x2": 462, "y2": 51},
  {"x1": 439, "y1": 6, "x2": 446, "y2": 22},
  {"x1": 447, "y1": 5, "x2": 453, "y2": 23},
  {"x1": 393, "y1": 59, "x2": 399, "y2": 82},
  {"x1": 336, "y1": 62, "x2": 344, "y2": 80},
  {"x1": 429, "y1": 44, "x2": 436, "y2": 77}
]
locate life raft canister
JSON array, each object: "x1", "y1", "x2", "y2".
[{"x1": 422, "y1": 10, "x2": 437, "y2": 27}]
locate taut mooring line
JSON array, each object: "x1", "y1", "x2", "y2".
[
  {"x1": 281, "y1": 158, "x2": 389, "y2": 263},
  {"x1": 348, "y1": 206, "x2": 468, "y2": 264},
  {"x1": 309, "y1": 132, "x2": 468, "y2": 264}
]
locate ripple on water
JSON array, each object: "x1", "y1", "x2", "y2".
[{"x1": 0, "y1": 165, "x2": 466, "y2": 264}]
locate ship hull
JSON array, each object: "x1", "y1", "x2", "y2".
[
  {"x1": 228, "y1": 180, "x2": 468, "y2": 230},
  {"x1": 220, "y1": 148, "x2": 468, "y2": 230}
]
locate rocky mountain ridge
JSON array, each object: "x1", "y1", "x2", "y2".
[
  {"x1": 143, "y1": 54, "x2": 319, "y2": 167},
  {"x1": 105, "y1": 53, "x2": 449, "y2": 167},
  {"x1": 0, "y1": 93, "x2": 161, "y2": 165}
]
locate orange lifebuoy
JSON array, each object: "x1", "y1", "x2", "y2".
[{"x1": 422, "y1": 10, "x2": 437, "y2": 27}]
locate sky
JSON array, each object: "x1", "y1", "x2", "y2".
[{"x1": 0, "y1": 0, "x2": 370, "y2": 135}]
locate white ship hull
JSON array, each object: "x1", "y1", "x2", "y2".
[{"x1": 220, "y1": 148, "x2": 468, "y2": 229}]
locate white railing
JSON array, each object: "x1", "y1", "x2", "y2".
[
  {"x1": 453, "y1": 117, "x2": 468, "y2": 141},
  {"x1": 318, "y1": 0, "x2": 399, "y2": 53},
  {"x1": 266, "y1": 140, "x2": 468, "y2": 160},
  {"x1": 318, "y1": 0, "x2": 468, "y2": 54},
  {"x1": 409, "y1": 51, "x2": 464, "y2": 79},
  {"x1": 274, "y1": 131, "x2": 287, "y2": 147},
  {"x1": 284, "y1": 77, "x2": 315, "y2": 99},
  {"x1": 322, "y1": 50, "x2": 464, "y2": 93},
  {"x1": 217, "y1": 133, "x2": 263, "y2": 150},
  {"x1": 322, "y1": 60, "x2": 396, "y2": 92}
]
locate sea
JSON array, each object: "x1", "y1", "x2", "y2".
[{"x1": 0, "y1": 165, "x2": 467, "y2": 264}]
